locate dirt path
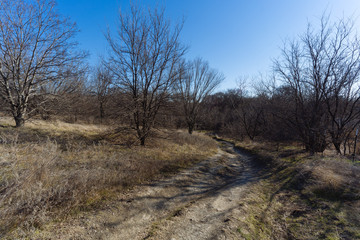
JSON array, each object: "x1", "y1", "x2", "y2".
[{"x1": 50, "y1": 140, "x2": 259, "y2": 239}]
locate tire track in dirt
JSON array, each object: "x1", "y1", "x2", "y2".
[{"x1": 50, "y1": 140, "x2": 259, "y2": 239}]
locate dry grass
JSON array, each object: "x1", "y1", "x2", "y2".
[
  {"x1": 303, "y1": 158, "x2": 360, "y2": 201},
  {"x1": 0, "y1": 116, "x2": 108, "y2": 136},
  {"x1": 233, "y1": 139, "x2": 360, "y2": 240},
  {"x1": 0, "y1": 118, "x2": 217, "y2": 238}
]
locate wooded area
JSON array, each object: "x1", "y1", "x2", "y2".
[{"x1": 1, "y1": 0, "x2": 360, "y2": 155}]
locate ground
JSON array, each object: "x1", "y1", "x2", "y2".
[
  {"x1": 1, "y1": 118, "x2": 359, "y2": 239},
  {"x1": 32, "y1": 140, "x2": 257, "y2": 239}
]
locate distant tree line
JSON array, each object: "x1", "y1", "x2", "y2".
[
  {"x1": 200, "y1": 15, "x2": 360, "y2": 155},
  {"x1": 1, "y1": 0, "x2": 360, "y2": 154}
]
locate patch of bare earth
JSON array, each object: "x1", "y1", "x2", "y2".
[{"x1": 38, "y1": 140, "x2": 258, "y2": 239}]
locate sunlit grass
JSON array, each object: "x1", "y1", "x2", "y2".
[
  {"x1": 0, "y1": 116, "x2": 109, "y2": 137},
  {"x1": 233, "y1": 139, "x2": 360, "y2": 240},
  {"x1": 0, "y1": 118, "x2": 218, "y2": 238}
]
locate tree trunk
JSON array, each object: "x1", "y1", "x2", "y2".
[
  {"x1": 332, "y1": 140, "x2": 342, "y2": 155},
  {"x1": 14, "y1": 114, "x2": 25, "y2": 128},
  {"x1": 140, "y1": 136, "x2": 145, "y2": 146},
  {"x1": 188, "y1": 121, "x2": 195, "y2": 134},
  {"x1": 99, "y1": 101, "x2": 104, "y2": 124},
  {"x1": 303, "y1": 129, "x2": 327, "y2": 154}
]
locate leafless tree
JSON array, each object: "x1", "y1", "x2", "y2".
[
  {"x1": 0, "y1": 0, "x2": 86, "y2": 127},
  {"x1": 274, "y1": 15, "x2": 360, "y2": 154},
  {"x1": 174, "y1": 58, "x2": 224, "y2": 134},
  {"x1": 237, "y1": 96, "x2": 267, "y2": 140},
  {"x1": 34, "y1": 64, "x2": 88, "y2": 120},
  {"x1": 318, "y1": 20, "x2": 360, "y2": 154},
  {"x1": 105, "y1": 4, "x2": 186, "y2": 145},
  {"x1": 228, "y1": 80, "x2": 267, "y2": 141},
  {"x1": 91, "y1": 64, "x2": 113, "y2": 123}
]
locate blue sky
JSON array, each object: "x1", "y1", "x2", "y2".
[{"x1": 57, "y1": 0, "x2": 360, "y2": 91}]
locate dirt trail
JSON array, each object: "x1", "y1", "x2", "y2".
[{"x1": 51, "y1": 140, "x2": 259, "y2": 239}]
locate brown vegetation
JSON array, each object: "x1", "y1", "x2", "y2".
[
  {"x1": 0, "y1": 117, "x2": 217, "y2": 238},
  {"x1": 0, "y1": 1, "x2": 360, "y2": 238},
  {"x1": 233, "y1": 140, "x2": 360, "y2": 239}
]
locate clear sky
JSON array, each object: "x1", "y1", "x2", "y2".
[{"x1": 56, "y1": 0, "x2": 360, "y2": 91}]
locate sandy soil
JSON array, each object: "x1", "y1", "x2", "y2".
[{"x1": 48, "y1": 140, "x2": 258, "y2": 239}]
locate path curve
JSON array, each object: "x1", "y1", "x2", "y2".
[{"x1": 51, "y1": 140, "x2": 258, "y2": 239}]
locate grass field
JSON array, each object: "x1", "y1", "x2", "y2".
[
  {"x1": 0, "y1": 117, "x2": 218, "y2": 238},
  {"x1": 234, "y1": 140, "x2": 360, "y2": 240}
]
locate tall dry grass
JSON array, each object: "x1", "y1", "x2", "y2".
[
  {"x1": 302, "y1": 157, "x2": 360, "y2": 200},
  {"x1": 0, "y1": 120, "x2": 217, "y2": 238},
  {"x1": 233, "y1": 139, "x2": 360, "y2": 239}
]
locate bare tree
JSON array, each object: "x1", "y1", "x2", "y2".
[
  {"x1": 0, "y1": 0, "x2": 85, "y2": 127},
  {"x1": 105, "y1": 4, "x2": 186, "y2": 145},
  {"x1": 91, "y1": 64, "x2": 113, "y2": 123},
  {"x1": 228, "y1": 80, "x2": 267, "y2": 141},
  {"x1": 34, "y1": 63, "x2": 88, "y2": 120},
  {"x1": 238, "y1": 96, "x2": 267, "y2": 140},
  {"x1": 274, "y1": 15, "x2": 360, "y2": 154},
  {"x1": 320, "y1": 21, "x2": 360, "y2": 154},
  {"x1": 174, "y1": 58, "x2": 224, "y2": 134}
]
